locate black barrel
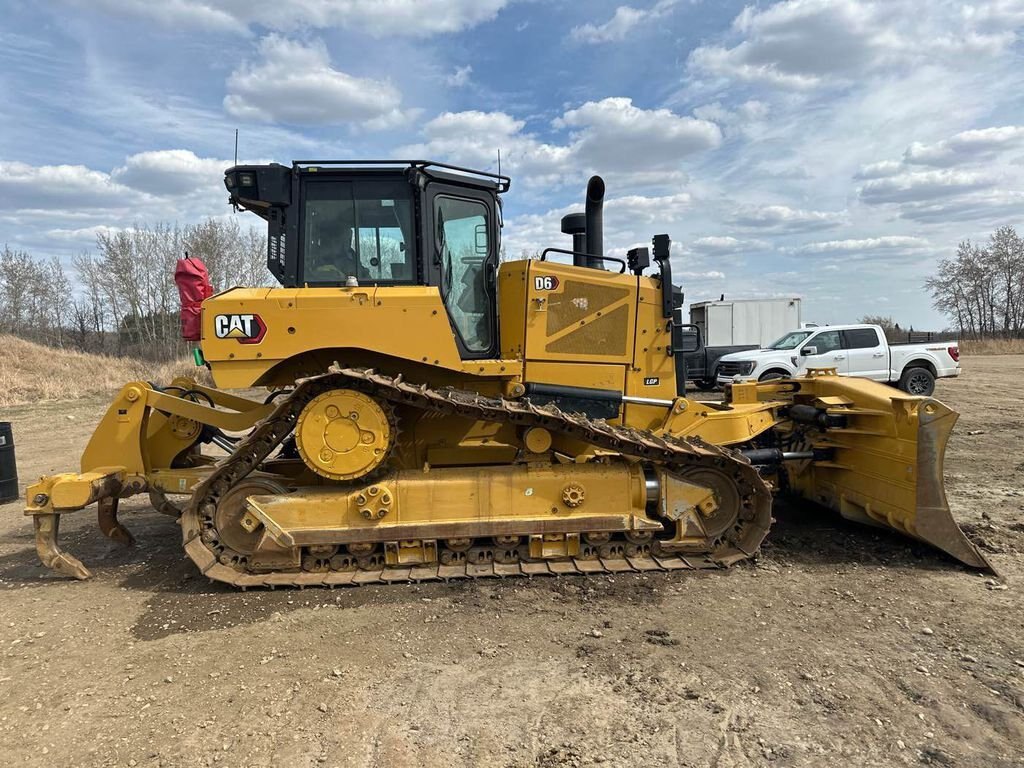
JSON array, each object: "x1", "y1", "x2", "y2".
[{"x1": 0, "y1": 423, "x2": 18, "y2": 504}]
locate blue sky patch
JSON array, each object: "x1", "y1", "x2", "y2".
[{"x1": 2, "y1": 0, "x2": 1023, "y2": 327}]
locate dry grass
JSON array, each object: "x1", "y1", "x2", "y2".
[
  {"x1": 3, "y1": 333, "x2": 1016, "y2": 409},
  {"x1": 0, "y1": 335, "x2": 211, "y2": 408},
  {"x1": 959, "y1": 338, "x2": 1024, "y2": 355}
]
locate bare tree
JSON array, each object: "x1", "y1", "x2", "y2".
[
  {"x1": 2, "y1": 217, "x2": 272, "y2": 360},
  {"x1": 858, "y1": 315, "x2": 903, "y2": 341},
  {"x1": 926, "y1": 226, "x2": 1024, "y2": 339},
  {"x1": 0, "y1": 246, "x2": 76, "y2": 346},
  {"x1": 185, "y1": 218, "x2": 273, "y2": 291},
  {"x1": 0, "y1": 246, "x2": 36, "y2": 335}
]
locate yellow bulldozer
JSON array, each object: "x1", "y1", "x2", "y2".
[{"x1": 24, "y1": 160, "x2": 992, "y2": 586}]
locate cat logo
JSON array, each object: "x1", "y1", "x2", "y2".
[{"x1": 214, "y1": 313, "x2": 267, "y2": 344}]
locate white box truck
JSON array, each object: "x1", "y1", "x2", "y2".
[
  {"x1": 689, "y1": 298, "x2": 802, "y2": 347},
  {"x1": 679, "y1": 298, "x2": 802, "y2": 388}
]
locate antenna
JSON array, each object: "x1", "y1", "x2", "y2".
[
  {"x1": 497, "y1": 148, "x2": 501, "y2": 178},
  {"x1": 233, "y1": 128, "x2": 239, "y2": 167}
]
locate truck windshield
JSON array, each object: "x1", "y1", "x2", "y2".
[{"x1": 769, "y1": 331, "x2": 812, "y2": 350}]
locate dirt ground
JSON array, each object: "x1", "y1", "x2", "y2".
[{"x1": 1, "y1": 358, "x2": 1022, "y2": 768}]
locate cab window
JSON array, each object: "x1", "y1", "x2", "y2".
[
  {"x1": 435, "y1": 195, "x2": 493, "y2": 352},
  {"x1": 809, "y1": 330, "x2": 842, "y2": 353},
  {"x1": 303, "y1": 179, "x2": 415, "y2": 284},
  {"x1": 843, "y1": 328, "x2": 881, "y2": 348}
]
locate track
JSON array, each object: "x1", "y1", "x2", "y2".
[{"x1": 180, "y1": 366, "x2": 773, "y2": 588}]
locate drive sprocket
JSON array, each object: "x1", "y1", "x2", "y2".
[{"x1": 294, "y1": 388, "x2": 396, "y2": 481}]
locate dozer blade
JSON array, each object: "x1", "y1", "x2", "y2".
[
  {"x1": 913, "y1": 400, "x2": 993, "y2": 571},
  {"x1": 784, "y1": 374, "x2": 994, "y2": 573}
]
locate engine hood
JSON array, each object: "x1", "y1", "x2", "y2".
[{"x1": 717, "y1": 348, "x2": 784, "y2": 362}]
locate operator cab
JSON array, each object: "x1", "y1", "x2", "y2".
[{"x1": 225, "y1": 160, "x2": 509, "y2": 359}]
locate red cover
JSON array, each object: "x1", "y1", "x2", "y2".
[{"x1": 174, "y1": 256, "x2": 213, "y2": 341}]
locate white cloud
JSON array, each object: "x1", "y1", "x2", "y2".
[
  {"x1": 446, "y1": 65, "x2": 473, "y2": 88},
  {"x1": 794, "y1": 236, "x2": 930, "y2": 253},
  {"x1": 570, "y1": 1, "x2": 678, "y2": 44},
  {"x1": 962, "y1": 1, "x2": 1024, "y2": 29},
  {"x1": 399, "y1": 98, "x2": 720, "y2": 186},
  {"x1": 688, "y1": 46, "x2": 821, "y2": 90},
  {"x1": 729, "y1": 204, "x2": 845, "y2": 232},
  {"x1": 398, "y1": 110, "x2": 570, "y2": 184},
  {"x1": 418, "y1": 110, "x2": 522, "y2": 141},
  {"x1": 503, "y1": 192, "x2": 694, "y2": 257},
  {"x1": 223, "y1": 35, "x2": 410, "y2": 128},
  {"x1": 111, "y1": 149, "x2": 228, "y2": 196},
  {"x1": 685, "y1": 235, "x2": 769, "y2": 256},
  {"x1": 854, "y1": 160, "x2": 903, "y2": 180},
  {"x1": 691, "y1": 235, "x2": 739, "y2": 249},
  {"x1": 78, "y1": 0, "x2": 240, "y2": 32},
  {"x1": 0, "y1": 161, "x2": 133, "y2": 210},
  {"x1": 687, "y1": 0, "x2": 1021, "y2": 90},
  {"x1": 81, "y1": 0, "x2": 511, "y2": 36},
  {"x1": 894, "y1": 189, "x2": 1024, "y2": 223},
  {"x1": 678, "y1": 270, "x2": 726, "y2": 280},
  {"x1": 688, "y1": 0, "x2": 883, "y2": 90},
  {"x1": 553, "y1": 98, "x2": 721, "y2": 173},
  {"x1": 852, "y1": 125, "x2": 1024, "y2": 222},
  {"x1": 9, "y1": 0, "x2": 1024, "y2": 331},
  {"x1": 858, "y1": 169, "x2": 995, "y2": 205},
  {"x1": 902, "y1": 126, "x2": 1024, "y2": 167},
  {"x1": 44, "y1": 224, "x2": 133, "y2": 242},
  {"x1": 692, "y1": 100, "x2": 770, "y2": 134},
  {"x1": 607, "y1": 193, "x2": 692, "y2": 224},
  {"x1": 0, "y1": 153, "x2": 247, "y2": 254}
]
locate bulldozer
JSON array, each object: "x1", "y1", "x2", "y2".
[{"x1": 23, "y1": 160, "x2": 993, "y2": 586}]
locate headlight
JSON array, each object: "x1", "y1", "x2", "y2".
[{"x1": 740, "y1": 361, "x2": 756, "y2": 375}]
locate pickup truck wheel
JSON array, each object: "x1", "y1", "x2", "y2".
[
  {"x1": 899, "y1": 366, "x2": 935, "y2": 396},
  {"x1": 758, "y1": 371, "x2": 788, "y2": 382}
]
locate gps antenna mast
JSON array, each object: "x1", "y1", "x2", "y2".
[{"x1": 233, "y1": 128, "x2": 239, "y2": 167}]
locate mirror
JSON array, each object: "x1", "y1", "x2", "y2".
[
  {"x1": 801, "y1": 345, "x2": 818, "y2": 356},
  {"x1": 671, "y1": 324, "x2": 702, "y2": 354}
]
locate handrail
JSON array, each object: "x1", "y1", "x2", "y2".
[
  {"x1": 290, "y1": 159, "x2": 511, "y2": 191},
  {"x1": 538, "y1": 247, "x2": 627, "y2": 273}
]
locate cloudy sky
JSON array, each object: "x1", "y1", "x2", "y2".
[{"x1": 3, "y1": 0, "x2": 1024, "y2": 327}]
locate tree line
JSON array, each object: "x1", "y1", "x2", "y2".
[
  {"x1": 926, "y1": 225, "x2": 1024, "y2": 339},
  {"x1": 5, "y1": 219, "x2": 1020, "y2": 360},
  {"x1": 0, "y1": 219, "x2": 271, "y2": 360}
]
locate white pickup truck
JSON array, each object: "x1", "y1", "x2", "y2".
[{"x1": 715, "y1": 324, "x2": 960, "y2": 396}]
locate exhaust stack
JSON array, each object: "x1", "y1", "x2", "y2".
[{"x1": 584, "y1": 175, "x2": 605, "y2": 269}]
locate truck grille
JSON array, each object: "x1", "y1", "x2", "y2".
[{"x1": 717, "y1": 361, "x2": 748, "y2": 377}]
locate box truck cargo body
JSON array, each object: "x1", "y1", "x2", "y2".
[{"x1": 689, "y1": 298, "x2": 802, "y2": 348}]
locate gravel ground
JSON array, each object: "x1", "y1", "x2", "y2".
[{"x1": 1, "y1": 356, "x2": 1022, "y2": 767}]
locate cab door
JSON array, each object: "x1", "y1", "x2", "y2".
[
  {"x1": 424, "y1": 184, "x2": 500, "y2": 360},
  {"x1": 842, "y1": 327, "x2": 888, "y2": 380},
  {"x1": 796, "y1": 329, "x2": 848, "y2": 374}
]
